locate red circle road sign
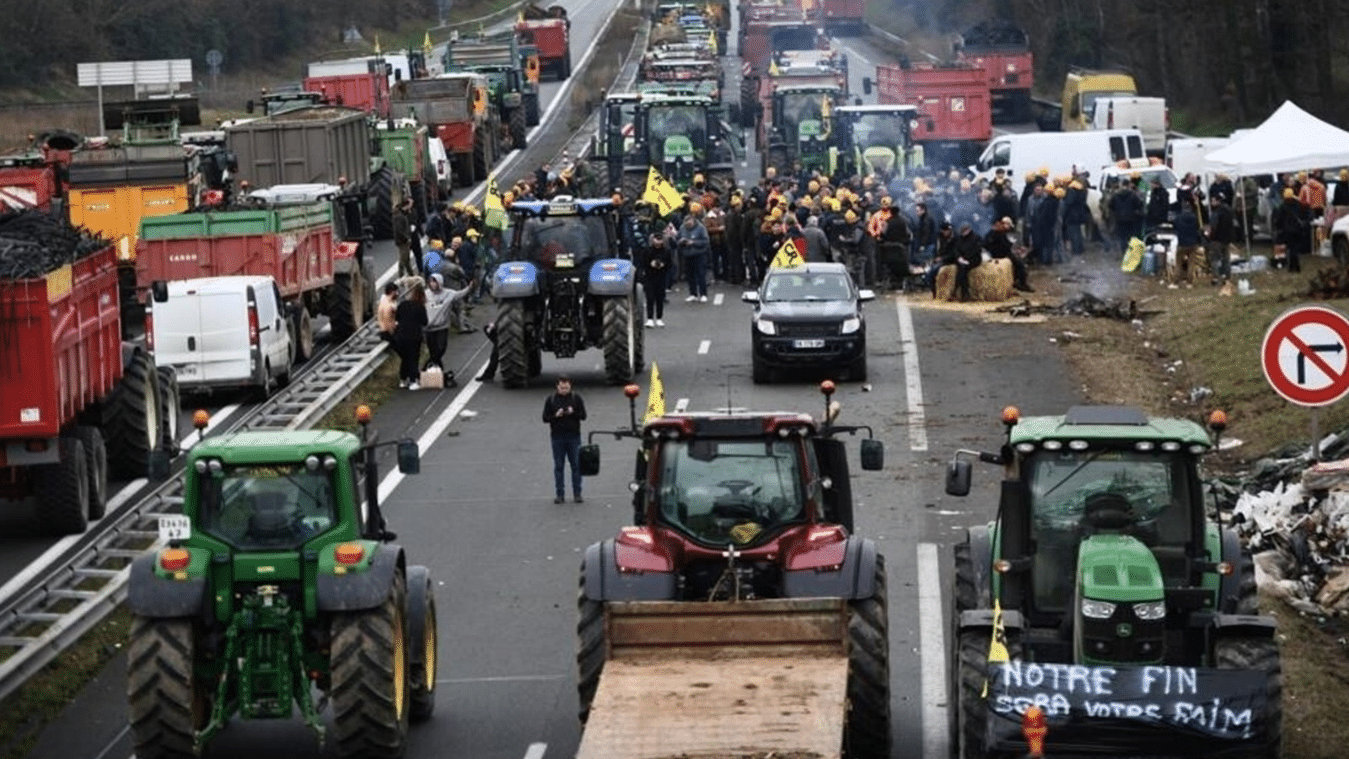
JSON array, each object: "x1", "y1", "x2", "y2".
[{"x1": 1261, "y1": 305, "x2": 1349, "y2": 407}]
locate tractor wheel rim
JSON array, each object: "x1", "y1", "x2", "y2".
[
  {"x1": 394, "y1": 611, "x2": 406, "y2": 718},
  {"x1": 425, "y1": 610, "x2": 437, "y2": 692}
]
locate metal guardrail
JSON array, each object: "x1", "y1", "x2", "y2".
[{"x1": 0, "y1": 322, "x2": 390, "y2": 705}]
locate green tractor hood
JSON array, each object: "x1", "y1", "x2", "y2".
[{"x1": 1075, "y1": 533, "x2": 1165, "y2": 666}]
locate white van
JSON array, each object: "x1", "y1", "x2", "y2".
[
  {"x1": 972, "y1": 129, "x2": 1146, "y2": 187},
  {"x1": 148, "y1": 276, "x2": 294, "y2": 399},
  {"x1": 1090, "y1": 96, "x2": 1168, "y2": 155}
]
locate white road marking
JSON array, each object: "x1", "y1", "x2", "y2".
[
  {"x1": 713, "y1": 292, "x2": 724, "y2": 306},
  {"x1": 918, "y1": 542, "x2": 948, "y2": 759},
  {"x1": 675, "y1": 397, "x2": 689, "y2": 412},
  {"x1": 377, "y1": 362, "x2": 490, "y2": 504},
  {"x1": 697, "y1": 339, "x2": 711, "y2": 354},
  {"x1": 524, "y1": 743, "x2": 548, "y2": 759},
  {"x1": 896, "y1": 299, "x2": 929, "y2": 451}
]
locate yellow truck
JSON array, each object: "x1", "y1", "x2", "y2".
[{"x1": 1060, "y1": 68, "x2": 1138, "y2": 131}]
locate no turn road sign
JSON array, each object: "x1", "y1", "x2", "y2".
[{"x1": 1262, "y1": 305, "x2": 1349, "y2": 407}]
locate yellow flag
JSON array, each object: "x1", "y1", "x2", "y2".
[
  {"x1": 769, "y1": 58, "x2": 780, "y2": 76},
  {"x1": 707, "y1": 31, "x2": 718, "y2": 55},
  {"x1": 374, "y1": 34, "x2": 382, "y2": 55},
  {"x1": 642, "y1": 166, "x2": 683, "y2": 217},
  {"x1": 484, "y1": 173, "x2": 507, "y2": 229},
  {"x1": 644, "y1": 362, "x2": 666, "y2": 423},
  {"x1": 980, "y1": 598, "x2": 1010, "y2": 698},
  {"x1": 770, "y1": 237, "x2": 804, "y2": 269},
  {"x1": 423, "y1": 31, "x2": 433, "y2": 56}
]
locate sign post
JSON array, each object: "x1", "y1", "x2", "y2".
[{"x1": 1260, "y1": 304, "x2": 1349, "y2": 461}]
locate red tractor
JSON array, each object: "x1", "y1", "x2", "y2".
[{"x1": 575, "y1": 382, "x2": 891, "y2": 758}]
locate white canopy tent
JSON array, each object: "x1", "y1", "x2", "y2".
[{"x1": 1204, "y1": 100, "x2": 1349, "y2": 176}]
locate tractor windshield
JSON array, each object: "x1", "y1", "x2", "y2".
[
  {"x1": 654, "y1": 438, "x2": 808, "y2": 546},
  {"x1": 516, "y1": 215, "x2": 612, "y2": 268},
  {"x1": 1025, "y1": 449, "x2": 1194, "y2": 610},
  {"x1": 778, "y1": 92, "x2": 830, "y2": 142},
  {"x1": 198, "y1": 462, "x2": 337, "y2": 550},
  {"x1": 851, "y1": 112, "x2": 909, "y2": 149},
  {"x1": 646, "y1": 103, "x2": 707, "y2": 153}
]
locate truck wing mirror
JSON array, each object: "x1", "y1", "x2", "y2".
[
  {"x1": 579, "y1": 444, "x2": 600, "y2": 476},
  {"x1": 945, "y1": 459, "x2": 972, "y2": 496},
  {"x1": 397, "y1": 439, "x2": 421, "y2": 474},
  {"x1": 151, "y1": 280, "x2": 169, "y2": 303},
  {"x1": 245, "y1": 99, "x2": 254, "y2": 114},
  {"x1": 859, "y1": 438, "x2": 883, "y2": 470},
  {"x1": 862, "y1": 77, "x2": 872, "y2": 95},
  {"x1": 147, "y1": 450, "x2": 172, "y2": 482}
]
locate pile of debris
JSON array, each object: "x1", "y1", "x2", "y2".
[
  {"x1": 1219, "y1": 431, "x2": 1349, "y2": 617},
  {"x1": 1305, "y1": 264, "x2": 1349, "y2": 299},
  {"x1": 992, "y1": 292, "x2": 1140, "y2": 321},
  {"x1": 0, "y1": 209, "x2": 110, "y2": 279}
]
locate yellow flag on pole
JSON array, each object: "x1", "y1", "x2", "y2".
[
  {"x1": 423, "y1": 31, "x2": 433, "y2": 57},
  {"x1": 770, "y1": 237, "x2": 805, "y2": 269},
  {"x1": 980, "y1": 598, "x2": 1010, "y2": 698},
  {"x1": 374, "y1": 34, "x2": 382, "y2": 55},
  {"x1": 644, "y1": 362, "x2": 666, "y2": 423},
  {"x1": 484, "y1": 173, "x2": 507, "y2": 229},
  {"x1": 708, "y1": 31, "x2": 718, "y2": 55},
  {"x1": 642, "y1": 166, "x2": 683, "y2": 217}
]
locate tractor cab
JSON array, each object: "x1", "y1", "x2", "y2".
[
  {"x1": 767, "y1": 85, "x2": 844, "y2": 175},
  {"x1": 832, "y1": 104, "x2": 922, "y2": 179},
  {"x1": 631, "y1": 94, "x2": 722, "y2": 189}
]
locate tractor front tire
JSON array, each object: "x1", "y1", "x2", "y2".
[
  {"x1": 370, "y1": 165, "x2": 396, "y2": 240},
  {"x1": 104, "y1": 349, "x2": 160, "y2": 481},
  {"x1": 844, "y1": 553, "x2": 890, "y2": 759},
  {"x1": 509, "y1": 107, "x2": 528, "y2": 149},
  {"x1": 331, "y1": 572, "x2": 411, "y2": 759},
  {"x1": 406, "y1": 566, "x2": 438, "y2": 722},
  {"x1": 576, "y1": 563, "x2": 605, "y2": 724},
  {"x1": 497, "y1": 299, "x2": 528, "y2": 388},
  {"x1": 602, "y1": 296, "x2": 638, "y2": 384},
  {"x1": 128, "y1": 617, "x2": 208, "y2": 759},
  {"x1": 956, "y1": 627, "x2": 1023, "y2": 759},
  {"x1": 36, "y1": 436, "x2": 88, "y2": 535},
  {"x1": 1216, "y1": 637, "x2": 1282, "y2": 759}
]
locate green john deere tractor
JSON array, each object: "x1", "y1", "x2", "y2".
[
  {"x1": 945, "y1": 405, "x2": 1280, "y2": 759},
  {"x1": 830, "y1": 104, "x2": 924, "y2": 181},
  {"x1": 127, "y1": 409, "x2": 437, "y2": 759}
]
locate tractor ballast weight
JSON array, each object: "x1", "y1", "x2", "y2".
[
  {"x1": 490, "y1": 196, "x2": 644, "y2": 387},
  {"x1": 126, "y1": 410, "x2": 438, "y2": 758},
  {"x1": 944, "y1": 405, "x2": 1281, "y2": 758}
]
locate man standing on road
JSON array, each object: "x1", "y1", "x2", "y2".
[{"x1": 542, "y1": 377, "x2": 588, "y2": 504}]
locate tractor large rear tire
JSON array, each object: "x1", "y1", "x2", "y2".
[
  {"x1": 370, "y1": 165, "x2": 396, "y2": 240},
  {"x1": 328, "y1": 267, "x2": 366, "y2": 343},
  {"x1": 497, "y1": 299, "x2": 528, "y2": 388},
  {"x1": 845, "y1": 553, "x2": 890, "y2": 759},
  {"x1": 602, "y1": 296, "x2": 638, "y2": 385},
  {"x1": 953, "y1": 540, "x2": 979, "y2": 613},
  {"x1": 406, "y1": 565, "x2": 438, "y2": 722},
  {"x1": 509, "y1": 107, "x2": 528, "y2": 150},
  {"x1": 1215, "y1": 637, "x2": 1282, "y2": 759},
  {"x1": 128, "y1": 617, "x2": 208, "y2": 759},
  {"x1": 473, "y1": 130, "x2": 492, "y2": 186},
  {"x1": 74, "y1": 426, "x2": 108, "y2": 520},
  {"x1": 1233, "y1": 550, "x2": 1260, "y2": 614},
  {"x1": 104, "y1": 349, "x2": 160, "y2": 481},
  {"x1": 332, "y1": 572, "x2": 411, "y2": 759},
  {"x1": 576, "y1": 563, "x2": 605, "y2": 724},
  {"x1": 36, "y1": 436, "x2": 88, "y2": 535},
  {"x1": 525, "y1": 93, "x2": 541, "y2": 126}
]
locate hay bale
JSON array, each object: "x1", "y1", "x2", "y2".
[{"x1": 932, "y1": 257, "x2": 1015, "y2": 302}]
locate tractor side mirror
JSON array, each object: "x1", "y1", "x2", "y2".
[
  {"x1": 945, "y1": 459, "x2": 972, "y2": 496},
  {"x1": 147, "y1": 450, "x2": 172, "y2": 482},
  {"x1": 397, "y1": 439, "x2": 420, "y2": 474},
  {"x1": 859, "y1": 438, "x2": 883, "y2": 470},
  {"x1": 152, "y1": 280, "x2": 169, "y2": 303},
  {"x1": 245, "y1": 99, "x2": 255, "y2": 114},
  {"x1": 632, "y1": 449, "x2": 645, "y2": 483},
  {"x1": 579, "y1": 444, "x2": 601, "y2": 476},
  {"x1": 862, "y1": 77, "x2": 872, "y2": 95}
]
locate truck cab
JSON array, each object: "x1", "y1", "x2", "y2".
[{"x1": 1061, "y1": 68, "x2": 1138, "y2": 131}]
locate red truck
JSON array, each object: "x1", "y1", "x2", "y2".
[
  {"x1": 737, "y1": 2, "x2": 830, "y2": 121},
  {"x1": 816, "y1": 0, "x2": 865, "y2": 35},
  {"x1": 305, "y1": 58, "x2": 393, "y2": 118},
  {"x1": 872, "y1": 62, "x2": 991, "y2": 169},
  {"x1": 956, "y1": 20, "x2": 1034, "y2": 124},
  {"x1": 0, "y1": 222, "x2": 174, "y2": 535},
  {"x1": 516, "y1": 4, "x2": 571, "y2": 79}
]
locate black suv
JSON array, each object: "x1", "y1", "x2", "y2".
[{"x1": 742, "y1": 262, "x2": 874, "y2": 383}]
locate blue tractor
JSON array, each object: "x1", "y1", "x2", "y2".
[{"x1": 491, "y1": 196, "x2": 644, "y2": 387}]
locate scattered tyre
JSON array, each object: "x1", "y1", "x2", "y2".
[
  {"x1": 509, "y1": 107, "x2": 528, "y2": 150},
  {"x1": 1215, "y1": 637, "x2": 1282, "y2": 759},
  {"x1": 104, "y1": 348, "x2": 161, "y2": 481},
  {"x1": 602, "y1": 296, "x2": 638, "y2": 384},
  {"x1": 36, "y1": 436, "x2": 88, "y2": 535},
  {"x1": 576, "y1": 563, "x2": 605, "y2": 724},
  {"x1": 331, "y1": 571, "x2": 410, "y2": 758},
  {"x1": 844, "y1": 553, "x2": 890, "y2": 759},
  {"x1": 73, "y1": 425, "x2": 108, "y2": 521},
  {"x1": 497, "y1": 299, "x2": 528, "y2": 388},
  {"x1": 370, "y1": 164, "x2": 396, "y2": 240},
  {"x1": 406, "y1": 565, "x2": 438, "y2": 722},
  {"x1": 128, "y1": 617, "x2": 209, "y2": 759}
]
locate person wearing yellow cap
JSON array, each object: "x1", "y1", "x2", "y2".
[
  {"x1": 1104, "y1": 172, "x2": 1145, "y2": 256},
  {"x1": 1030, "y1": 178, "x2": 1063, "y2": 264},
  {"x1": 676, "y1": 205, "x2": 711, "y2": 301},
  {"x1": 1062, "y1": 176, "x2": 1090, "y2": 258}
]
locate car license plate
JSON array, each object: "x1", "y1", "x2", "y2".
[
  {"x1": 793, "y1": 339, "x2": 826, "y2": 349},
  {"x1": 158, "y1": 515, "x2": 192, "y2": 542},
  {"x1": 175, "y1": 363, "x2": 198, "y2": 377}
]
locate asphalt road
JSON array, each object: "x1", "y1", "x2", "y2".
[{"x1": 20, "y1": 4, "x2": 1091, "y2": 759}]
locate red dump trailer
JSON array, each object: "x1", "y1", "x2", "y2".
[
  {"x1": 874, "y1": 62, "x2": 991, "y2": 169},
  {"x1": 0, "y1": 239, "x2": 172, "y2": 534}
]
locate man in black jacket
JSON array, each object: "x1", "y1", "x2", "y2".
[
  {"x1": 542, "y1": 377, "x2": 588, "y2": 503},
  {"x1": 985, "y1": 217, "x2": 1033, "y2": 292},
  {"x1": 1206, "y1": 195, "x2": 1236, "y2": 282},
  {"x1": 944, "y1": 223, "x2": 982, "y2": 302}
]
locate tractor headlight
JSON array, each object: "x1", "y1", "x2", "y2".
[
  {"x1": 1081, "y1": 599, "x2": 1116, "y2": 619},
  {"x1": 1133, "y1": 600, "x2": 1166, "y2": 620},
  {"x1": 840, "y1": 316, "x2": 861, "y2": 334},
  {"x1": 755, "y1": 317, "x2": 777, "y2": 335}
]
